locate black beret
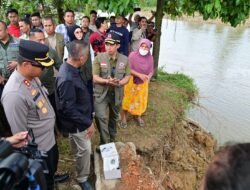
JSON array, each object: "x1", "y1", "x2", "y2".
[{"x1": 19, "y1": 39, "x2": 54, "y2": 67}]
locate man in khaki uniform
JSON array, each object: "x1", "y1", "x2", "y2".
[
  {"x1": 1, "y1": 39, "x2": 57, "y2": 190},
  {"x1": 93, "y1": 32, "x2": 130, "y2": 145}
]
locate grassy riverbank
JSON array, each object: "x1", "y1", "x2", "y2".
[
  {"x1": 117, "y1": 70, "x2": 198, "y2": 152},
  {"x1": 57, "y1": 71, "x2": 215, "y2": 190}
]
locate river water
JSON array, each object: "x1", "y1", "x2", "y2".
[{"x1": 159, "y1": 19, "x2": 250, "y2": 144}]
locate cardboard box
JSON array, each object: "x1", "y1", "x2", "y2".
[{"x1": 100, "y1": 143, "x2": 121, "y2": 180}]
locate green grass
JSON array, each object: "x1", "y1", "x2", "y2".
[{"x1": 158, "y1": 70, "x2": 197, "y2": 96}]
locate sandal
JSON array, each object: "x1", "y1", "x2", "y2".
[
  {"x1": 119, "y1": 121, "x2": 128, "y2": 128},
  {"x1": 138, "y1": 118, "x2": 145, "y2": 127}
]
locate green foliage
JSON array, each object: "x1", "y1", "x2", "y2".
[
  {"x1": 164, "y1": 0, "x2": 184, "y2": 19},
  {"x1": 1, "y1": 0, "x2": 250, "y2": 27},
  {"x1": 0, "y1": 0, "x2": 38, "y2": 20},
  {"x1": 157, "y1": 69, "x2": 198, "y2": 99},
  {"x1": 219, "y1": 0, "x2": 250, "y2": 27},
  {"x1": 95, "y1": 0, "x2": 138, "y2": 15},
  {"x1": 166, "y1": 0, "x2": 250, "y2": 27},
  {"x1": 139, "y1": 0, "x2": 157, "y2": 8}
]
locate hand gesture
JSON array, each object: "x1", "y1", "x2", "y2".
[
  {"x1": 107, "y1": 77, "x2": 120, "y2": 87},
  {"x1": 0, "y1": 75, "x2": 6, "y2": 85},
  {"x1": 7, "y1": 61, "x2": 18, "y2": 72},
  {"x1": 86, "y1": 123, "x2": 95, "y2": 139},
  {"x1": 6, "y1": 131, "x2": 28, "y2": 148},
  {"x1": 139, "y1": 74, "x2": 149, "y2": 82}
]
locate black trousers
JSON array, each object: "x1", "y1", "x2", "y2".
[
  {"x1": 86, "y1": 79, "x2": 94, "y2": 117},
  {"x1": 44, "y1": 143, "x2": 59, "y2": 190}
]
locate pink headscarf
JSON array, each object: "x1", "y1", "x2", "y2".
[{"x1": 129, "y1": 39, "x2": 154, "y2": 84}]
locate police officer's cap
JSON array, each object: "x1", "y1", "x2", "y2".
[
  {"x1": 105, "y1": 32, "x2": 120, "y2": 45},
  {"x1": 19, "y1": 39, "x2": 54, "y2": 67}
]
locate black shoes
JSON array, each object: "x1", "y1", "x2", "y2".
[
  {"x1": 96, "y1": 147, "x2": 101, "y2": 154},
  {"x1": 79, "y1": 181, "x2": 93, "y2": 190},
  {"x1": 54, "y1": 172, "x2": 69, "y2": 183}
]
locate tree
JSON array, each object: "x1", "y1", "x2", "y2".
[
  {"x1": 92, "y1": 0, "x2": 250, "y2": 77},
  {"x1": 153, "y1": 0, "x2": 250, "y2": 77},
  {"x1": 1, "y1": 0, "x2": 250, "y2": 77}
]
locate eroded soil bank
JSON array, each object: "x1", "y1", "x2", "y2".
[
  {"x1": 136, "y1": 119, "x2": 216, "y2": 190},
  {"x1": 57, "y1": 73, "x2": 216, "y2": 190}
]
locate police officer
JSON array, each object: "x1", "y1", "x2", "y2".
[
  {"x1": 93, "y1": 32, "x2": 130, "y2": 146},
  {"x1": 1, "y1": 39, "x2": 58, "y2": 190}
]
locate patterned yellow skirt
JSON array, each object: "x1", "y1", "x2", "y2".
[{"x1": 122, "y1": 76, "x2": 149, "y2": 116}]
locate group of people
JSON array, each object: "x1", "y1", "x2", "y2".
[
  {"x1": 4, "y1": 131, "x2": 250, "y2": 190},
  {"x1": 1, "y1": 7, "x2": 250, "y2": 190},
  {"x1": 0, "y1": 7, "x2": 155, "y2": 190}
]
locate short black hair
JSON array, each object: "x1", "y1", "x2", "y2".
[
  {"x1": 6, "y1": 8, "x2": 18, "y2": 16},
  {"x1": 30, "y1": 28, "x2": 44, "y2": 38},
  {"x1": 203, "y1": 143, "x2": 250, "y2": 190},
  {"x1": 24, "y1": 13, "x2": 31, "y2": 19},
  {"x1": 31, "y1": 12, "x2": 41, "y2": 18},
  {"x1": 64, "y1": 9, "x2": 75, "y2": 16},
  {"x1": 67, "y1": 40, "x2": 89, "y2": 60},
  {"x1": 95, "y1": 17, "x2": 107, "y2": 29},
  {"x1": 90, "y1": 10, "x2": 97, "y2": 15},
  {"x1": 43, "y1": 16, "x2": 55, "y2": 25},
  {"x1": 17, "y1": 55, "x2": 28, "y2": 65},
  {"x1": 19, "y1": 18, "x2": 31, "y2": 26},
  {"x1": 30, "y1": 28, "x2": 43, "y2": 33},
  {"x1": 82, "y1": 16, "x2": 90, "y2": 22},
  {"x1": 0, "y1": 20, "x2": 7, "y2": 29},
  {"x1": 139, "y1": 16, "x2": 147, "y2": 22}
]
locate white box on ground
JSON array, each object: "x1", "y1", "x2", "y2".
[
  {"x1": 100, "y1": 142, "x2": 118, "y2": 157},
  {"x1": 100, "y1": 143, "x2": 121, "y2": 180}
]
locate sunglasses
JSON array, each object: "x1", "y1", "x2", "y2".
[{"x1": 30, "y1": 63, "x2": 45, "y2": 70}]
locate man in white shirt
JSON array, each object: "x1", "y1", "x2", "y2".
[{"x1": 55, "y1": 9, "x2": 75, "y2": 43}]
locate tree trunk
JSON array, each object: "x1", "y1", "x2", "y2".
[
  {"x1": 152, "y1": 0, "x2": 164, "y2": 78},
  {"x1": 54, "y1": 0, "x2": 64, "y2": 23},
  {"x1": 39, "y1": 0, "x2": 45, "y2": 11}
]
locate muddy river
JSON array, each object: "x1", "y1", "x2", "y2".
[{"x1": 160, "y1": 19, "x2": 250, "y2": 144}]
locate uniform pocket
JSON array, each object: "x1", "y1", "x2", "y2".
[
  {"x1": 101, "y1": 68, "x2": 108, "y2": 73},
  {"x1": 93, "y1": 84, "x2": 104, "y2": 97},
  {"x1": 117, "y1": 69, "x2": 125, "y2": 78}
]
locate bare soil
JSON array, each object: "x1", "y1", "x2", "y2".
[{"x1": 56, "y1": 80, "x2": 216, "y2": 190}]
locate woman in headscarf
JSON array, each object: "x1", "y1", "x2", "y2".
[
  {"x1": 121, "y1": 39, "x2": 154, "y2": 127},
  {"x1": 64, "y1": 25, "x2": 94, "y2": 60},
  {"x1": 68, "y1": 24, "x2": 83, "y2": 41}
]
